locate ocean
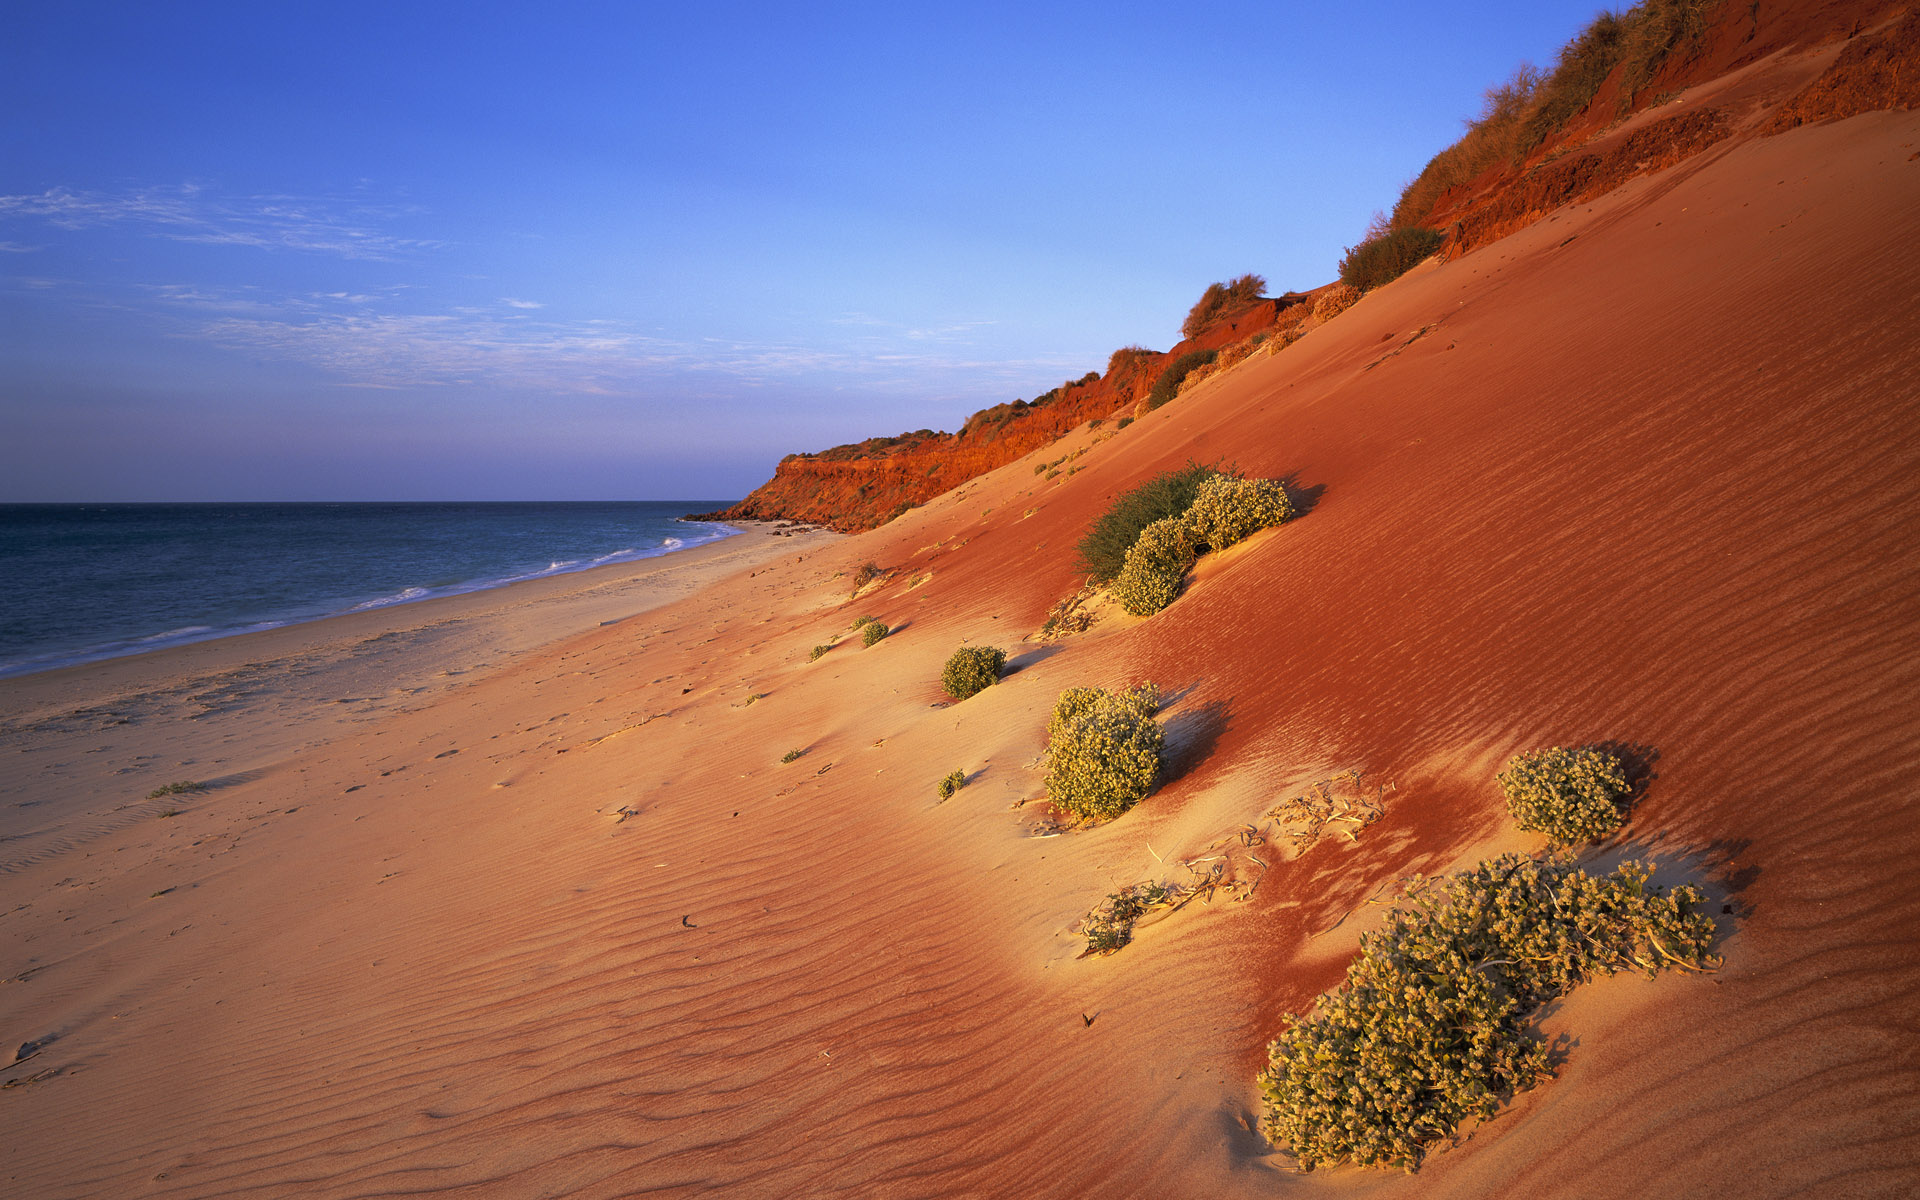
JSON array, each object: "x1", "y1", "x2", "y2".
[{"x1": 0, "y1": 501, "x2": 740, "y2": 679}]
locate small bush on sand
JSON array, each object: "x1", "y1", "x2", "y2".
[
  {"x1": 1259, "y1": 853, "x2": 1716, "y2": 1172},
  {"x1": 1498, "y1": 745, "x2": 1630, "y2": 844},
  {"x1": 148, "y1": 781, "x2": 207, "y2": 799},
  {"x1": 1145, "y1": 348, "x2": 1218, "y2": 411},
  {"x1": 809, "y1": 643, "x2": 833, "y2": 662},
  {"x1": 1045, "y1": 683, "x2": 1163, "y2": 820},
  {"x1": 850, "y1": 562, "x2": 886, "y2": 594},
  {"x1": 1183, "y1": 475, "x2": 1295, "y2": 551},
  {"x1": 1074, "y1": 461, "x2": 1222, "y2": 583},
  {"x1": 1110, "y1": 516, "x2": 1197, "y2": 617},
  {"x1": 861, "y1": 621, "x2": 890, "y2": 647},
  {"x1": 941, "y1": 645, "x2": 1007, "y2": 701},
  {"x1": 850, "y1": 614, "x2": 878, "y2": 629},
  {"x1": 1181, "y1": 274, "x2": 1267, "y2": 340},
  {"x1": 1082, "y1": 880, "x2": 1181, "y2": 955},
  {"x1": 1339, "y1": 226, "x2": 1446, "y2": 292},
  {"x1": 936, "y1": 769, "x2": 967, "y2": 801},
  {"x1": 1311, "y1": 283, "x2": 1359, "y2": 321},
  {"x1": 781, "y1": 748, "x2": 807, "y2": 764}
]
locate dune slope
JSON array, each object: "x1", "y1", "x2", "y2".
[{"x1": 4, "y1": 87, "x2": 1919, "y2": 1200}]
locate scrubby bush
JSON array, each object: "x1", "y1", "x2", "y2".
[
  {"x1": 1312, "y1": 283, "x2": 1359, "y2": 322},
  {"x1": 1073, "y1": 461, "x2": 1221, "y2": 583},
  {"x1": 1110, "y1": 516, "x2": 1197, "y2": 617},
  {"x1": 936, "y1": 769, "x2": 967, "y2": 801},
  {"x1": 861, "y1": 621, "x2": 890, "y2": 647},
  {"x1": 1044, "y1": 683, "x2": 1163, "y2": 820},
  {"x1": 1082, "y1": 881, "x2": 1177, "y2": 955},
  {"x1": 1259, "y1": 853, "x2": 1715, "y2": 1172},
  {"x1": 809, "y1": 643, "x2": 833, "y2": 661},
  {"x1": 850, "y1": 562, "x2": 886, "y2": 594},
  {"x1": 1145, "y1": 348, "x2": 1218, "y2": 411},
  {"x1": 1183, "y1": 475, "x2": 1294, "y2": 551},
  {"x1": 1338, "y1": 227, "x2": 1446, "y2": 292},
  {"x1": 781, "y1": 748, "x2": 807, "y2": 764},
  {"x1": 1181, "y1": 274, "x2": 1267, "y2": 340},
  {"x1": 1498, "y1": 745, "x2": 1630, "y2": 844},
  {"x1": 941, "y1": 645, "x2": 1007, "y2": 700}
]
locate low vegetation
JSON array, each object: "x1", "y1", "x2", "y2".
[
  {"x1": 1390, "y1": 0, "x2": 1723, "y2": 231},
  {"x1": 1259, "y1": 853, "x2": 1716, "y2": 1172},
  {"x1": 1145, "y1": 348, "x2": 1219, "y2": 411},
  {"x1": 941, "y1": 645, "x2": 1007, "y2": 700},
  {"x1": 809, "y1": 643, "x2": 833, "y2": 662},
  {"x1": 1081, "y1": 880, "x2": 1181, "y2": 955},
  {"x1": 861, "y1": 621, "x2": 890, "y2": 647},
  {"x1": 1498, "y1": 745, "x2": 1630, "y2": 844},
  {"x1": 781, "y1": 748, "x2": 808, "y2": 764},
  {"x1": 1110, "y1": 516, "x2": 1198, "y2": 617},
  {"x1": 1338, "y1": 226, "x2": 1447, "y2": 292},
  {"x1": 1312, "y1": 283, "x2": 1359, "y2": 322},
  {"x1": 1184, "y1": 475, "x2": 1294, "y2": 552},
  {"x1": 936, "y1": 769, "x2": 967, "y2": 801},
  {"x1": 850, "y1": 562, "x2": 886, "y2": 594},
  {"x1": 1044, "y1": 683, "x2": 1164, "y2": 821},
  {"x1": 1074, "y1": 461, "x2": 1221, "y2": 583},
  {"x1": 147, "y1": 781, "x2": 207, "y2": 799},
  {"x1": 1181, "y1": 273, "x2": 1267, "y2": 340}
]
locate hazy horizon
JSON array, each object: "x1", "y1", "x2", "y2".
[{"x1": 4, "y1": 0, "x2": 1607, "y2": 503}]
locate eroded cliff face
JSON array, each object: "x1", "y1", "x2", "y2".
[
  {"x1": 702, "y1": 298, "x2": 1296, "y2": 531},
  {"x1": 708, "y1": 0, "x2": 1919, "y2": 534}
]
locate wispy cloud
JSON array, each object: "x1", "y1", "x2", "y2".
[
  {"x1": 0, "y1": 184, "x2": 434, "y2": 260},
  {"x1": 500, "y1": 297, "x2": 542, "y2": 309},
  {"x1": 0, "y1": 241, "x2": 38, "y2": 253}
]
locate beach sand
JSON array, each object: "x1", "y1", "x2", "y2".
[{"x1": 4, "y1": 105, "x2": 1919, "y2": 1197}]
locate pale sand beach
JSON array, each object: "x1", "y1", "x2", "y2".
[{"x1": 4, "y1": 103, "x2": 1918, "y2": 1198}]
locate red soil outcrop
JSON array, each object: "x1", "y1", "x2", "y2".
[{"x1": 703, "y1": 297, "x2": 1296, "y2": 531}]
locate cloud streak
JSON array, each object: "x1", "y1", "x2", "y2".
[{"x1": 0, "y1": 184, "x2": 435, "y2": 260}]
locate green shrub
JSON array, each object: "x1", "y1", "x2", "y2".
[
  {"x1": 147, "y1": 781, "x2": 207, "y2": 799},
  {"x1": 861, "y1": 621, "x2": 890, "y2": 647},
  {"x1": 850, "y1": 614, "x2": 878, "y2": 629},
  {"x1": 1116, "y1": 416, "x2": 1133, "y2": 430},
  {"x1": 1339, "y1": 226, "x2": 1446, "y2": 292},
  {"x1": 1183, "y1": 475, "x2": 1294, "y2": 551},
  {"x1": 809, "y1": 643, "x2": 833, "y2": 661},
  {"x1": 781, "y1": 748, "x2": 807, "y2": 764},
  {"x1": 1498, "y1": 745, "x2": 1630, "y2": 844},
  {"x1": 1073, "y1": 461, "x2": 1221, "y2": 583},
  {"x1": 1044, "y1": 683, "x2": 1163, "y2": 820},
  {"x1": 941, "y1": 645, "x2": 1007, "y2": 700},
  {"x1": 850, "y1": 562, "x2": 886, "y2": 594},
  {"x1": 1259, "y1": 854, "x2": 1715, "y2": 1172},
  {"x1": 1110, "y1": 516, "x2": 1197, "y2": 617},
  {"x1": 1145, "y1": 348, "x2": 1218, "y2": 411},
  {"x1": 1181, "y1": 273, "x2": 1268, "y2": 340},
  {"x1": 936, "y1": 769, "x2": 967, "y2": 801}
]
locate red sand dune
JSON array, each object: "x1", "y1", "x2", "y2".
[{"x1": 4, "y1": 13, "x2": 1920, "y2": 1200}]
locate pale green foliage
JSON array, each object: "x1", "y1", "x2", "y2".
[
  {"x1": 936, "y1": 769, "x2": 967, "y2": 801},
  {"x1": 1183, "y1": 475, "x2": 1295, "y2": 551},
  {"x1": 1259, "y1": 854, "x2": 1714, "y2": 1172},
  {"x1": 1498, "y1": 745, "x2": 1630, "y2": 844},
  {"x1": 1044, "y1": 683, "x2": 1163, "y2": 820},
  {"x1": 861, "y1": 621, "x2": 890, "y2": 647},
  {"x1": 1110, "y1": 517, "x2": 1197, "y2": 616},
  {"x1": 850, "y1": 614, "x2": 878, "y2": 629},
  {"x1": 809, "y1": 644, "x2": 833, "y2": 661},
  {"x1": 941, "y1": 645, "x2": 1007, "y2": 700}
]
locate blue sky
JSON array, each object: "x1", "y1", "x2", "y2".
[{"x1": 2, "y1": 1, "x2": 1606, "y2": 501}]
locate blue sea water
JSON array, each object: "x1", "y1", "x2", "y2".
[{"x1": 0, "y1": 501, "x2": 740, "y2": 679}]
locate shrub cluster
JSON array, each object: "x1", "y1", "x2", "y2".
[
  {"x1": 809, "y1": 643, "x2": 832, "y2": 661},
  {"x1": 1338, "y1": 226, "x2": 1446, "y2": 292},
  {"x1": 1110, "y1": 517, "x2": 1197, "y2": 617},
  {"x1": 861, "y1": 621, "x2": 890, "y2": 647},
  {"x1": 1498, "y1": 745, "x2": 1630, "y2": 844},
  {"x1": 940, "y1": 645, "x2": 1007, "y2": 700},
  {"x1": 1259, "y1": 853, "x2": 1716, "y2": 1172},
  {"x1": 1044, "y1": 683, "x2": 1163, "y2": 821},
  {"x1": 1073, "y1": 461, "x2": 1221, "y2": 583},
  {"x1": 1145, "y1": 348, "x2": 1218, "y2": 411},
  {"x1": 936, "y1": 769, "x2": 967, "y2": 801},
  {"x1": 1184, "y1": 475, "x2": 1294, "y2": 552},
  {"x1": 1312, "y1": 283, "x2": 1359, "y2": 322},
  {"x1": 1103, "y1": 473, "x2": 1297, "y2": 616},
  {"x1": 1181, "y1": 274, "x2": 1267, "y2": 340}
]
